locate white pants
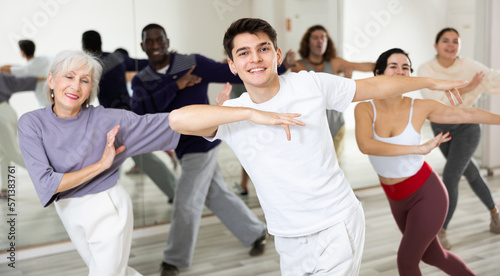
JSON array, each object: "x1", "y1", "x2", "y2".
[
  {"x1": 275, "y1": 203, "x2": 365, "y2": 276},
  {"x1": 54, "y1": 184, "x2": 141, "y2": 276},
  {"x1": 0, "y1": 102, "x2": 26, "y2": 190}
]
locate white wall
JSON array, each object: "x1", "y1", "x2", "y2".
[
  {"x1": 281, "y1": 0, "x2": 340, "y2": 55},
  {"x1": 341, "y1": 0, "x2": 450, "y2": 130},
  {"x1": 0, "y1": 0, "x2": 137, "y2": 64}
]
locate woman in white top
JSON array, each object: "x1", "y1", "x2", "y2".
[
  {"x1": 419, "y1": 28, "x2": 500, "y2": 249},
  {"x1": 354, "y1": 47, "x2": 500, "y2": 275}
]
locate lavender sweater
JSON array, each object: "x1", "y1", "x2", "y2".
[{"x1": 18, "y1": 105, "x2": 180, "y2": 207}]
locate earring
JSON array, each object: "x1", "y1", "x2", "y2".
[{"x1": 50, "y1": 89, "x2": 54, "y2": 98}]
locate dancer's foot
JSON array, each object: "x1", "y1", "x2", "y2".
[
  {"x1": 490, "y1": 207, "x2": 500, "y2": 234},
  {"x1": 438, "y1": 228, "x2": 451, "y2": 250}
]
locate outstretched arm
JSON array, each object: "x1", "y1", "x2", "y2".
[
  {"x1": 169, "y1": 105, "x2": 306, "y2": 141},
  {"x1": 354, "y1": 76, "x2": 467, "y2": 105},
  {"x1": 0, "y1": 65, "x2": 12, "y2": 73},
  {"x1": 422, "y1": 98, "x2": 500, "y2": 125},
  {"x1": 333, "y1": 57, "x2": 375, "y2": 78}
]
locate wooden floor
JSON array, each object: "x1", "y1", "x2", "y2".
[{"x1": 1, "y1": 172, "x2": 500, "y2": 275}]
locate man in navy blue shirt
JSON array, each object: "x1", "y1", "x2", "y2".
[
  {"x1": 131, "y1": 23, "x2": 297, "y2": 276},
  {"x1": 82, "y1": 30, "x2": 177, "y2": 202}
]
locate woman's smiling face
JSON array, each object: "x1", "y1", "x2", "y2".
[
  {"x1": 435, "y1": 30, "x2": 461, "y2": 60},
  {"x1": 49, "y1": 67, "x2": 93, "y2": 117}
]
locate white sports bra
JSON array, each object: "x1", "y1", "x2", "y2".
[{"x1": 368, "y1": 99, "x2": 424, "y2": 178}]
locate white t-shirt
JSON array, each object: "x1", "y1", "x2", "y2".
[
  {"x1": 11, "y1": 56, "x2": 52, "y2": 107},
  {"x1": 211, "y1": 71, "x2": 359, "y2": 237},
  {"x1": 419, "y1": 57, "x2": 500, "y2": 107}
]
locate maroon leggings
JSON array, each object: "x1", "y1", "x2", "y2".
[{"x1": 385, "y1": 168, "x2": 476, "y2": 276}]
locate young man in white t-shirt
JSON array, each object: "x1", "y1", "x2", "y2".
[{"x1": 168, "y1": 18, "x2": 467, "y2": 275}]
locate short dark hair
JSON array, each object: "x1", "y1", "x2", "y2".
[
  {"x1": 82, "y1": 30, "x2": 102, "y2": 54},
  {"x1": 18, "y1": 40, "x2": 35, "y2": 58},
  {"x1": 373, "y1": 48, "x2": 413, "y2": 76},
  {"x1": 142, "y1": 23, "x2": 167, "y2": 41},
  {"x1": 223, "y1": 18, "x2": 278, "y2": 60},
  {"x1": 435, "y1": 27, "x2": 460, "y2": 44},
  {"x1": 298, "y1": 25, "x2": 337, "y2": 60},
  {"x1": 114, "y1": 48, "x2": 129, "y2": 57}
]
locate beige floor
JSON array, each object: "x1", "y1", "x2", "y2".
[{"x1": 1, "y1": 169, "x2": 499, "y2": 275}]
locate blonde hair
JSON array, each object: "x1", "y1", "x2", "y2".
[{"x1": 45, "y1": 50, "x2": 103, "y2": 106}]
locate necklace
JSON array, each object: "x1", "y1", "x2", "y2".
[{"x1": 307, "y1": 58, "x2": 324, "y2": 66}]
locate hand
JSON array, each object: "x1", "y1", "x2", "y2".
[
  {"x1": 462, "y1": 71, "x2": 485, "y2": 95},
  {"x1": 339, "y1": 64, "x2": 353, "y2": 79},
  {"x1": 176, "y1": 66, "x2": 202, "y2": 90},
  {"x1": 100, "y1": 125, "x2": 126, "y2": 170},
  {"x1": 0, "y1": 65, "x2": 12, "y2": 73},
  {"x1": 216, "y1": 82, "x2": 232, "y2": 106},
  {"x1": 429, "y1": 79, "x2": 468, "y2": 106},
  {"x1": 250, "y1": 110, "x2": 306, "y2": 141},
  {"x1": 418, "y1": 132, "x2": 451, "y2": 155},
  {"x1": 443, "y1": 88, "x2": 463, "y2": 106},
  {"x1": 283, "y1": 49, "x2": 297, "y2": 69}
]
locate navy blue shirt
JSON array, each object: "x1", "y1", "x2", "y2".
[
  {"x1": 131, "y1": 53, "x2": 242, "y2": 158},
  {"x1": 98, "y1": 52, "x2": 149, "y2": 110}
]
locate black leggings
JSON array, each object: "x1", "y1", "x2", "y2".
[
  {"x1": 387, "y1": 169, "x2": 475, "y2": 276},
  {"x1": 431, "y1": 122, "x2": 495, "y2": 229}
]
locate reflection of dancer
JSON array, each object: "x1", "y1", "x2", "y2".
[
  {"x1": 0, "y1": 73, "x2": 39, "y2": 198},
  {"x1": 168, "y1": 18, "x2": 466, "y2": 276},
  {"x1": 355, "y1": 48, "x2": 483, "y2": 275},
  {"x1": 291, "y1": 25, "x2": 374, "y2": 162},
  {"x1": 419, "y1": 27, "x2": 500, "y2": 249},
  {"x1": 18, "y1": 51, "x2": 180, "y2": 275},
  {"x1": 0, "y1": 39, "x2": 51, "y2": 107},
  {"x1": 82, "y1": 30, "x2": 177, "y2": 202}
]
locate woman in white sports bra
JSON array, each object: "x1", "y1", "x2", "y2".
[{"x1": 353, "y1": 48, "x2": 500, "y2": 275}]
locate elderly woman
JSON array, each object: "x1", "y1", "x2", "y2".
[{"x1": 18, "y1": 50, "x2": 180, "y2": 276}]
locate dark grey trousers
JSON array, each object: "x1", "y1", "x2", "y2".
[
  {"x1": 430, "y1": 122, "x2": 495, "y2": 229},
  {"x1": 132, "y1": 152, "x2": 176, "y2": 199},
  {"x1": 163, "y1": 145, "x2": 265, "y2": 267}
]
